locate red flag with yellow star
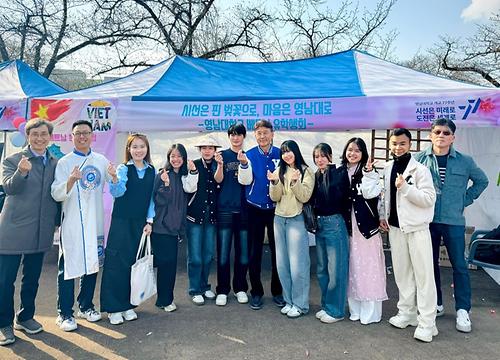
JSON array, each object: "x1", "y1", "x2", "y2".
[{"x1": 30, "y1": 99, "x2": 72, "y2": 123}]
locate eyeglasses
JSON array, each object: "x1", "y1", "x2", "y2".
[
  {"x1": 29, "y1": 132, "x2": 50, "y2": 138},
  {"x1": 432, "y1": 130, "x2": 452, "y2": 136},
  {"x1": 72, "y1": 131, "x2": 92, "y2": 137}
]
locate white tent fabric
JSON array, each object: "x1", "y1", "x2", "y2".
[{"x1": 355, "y1": 53, "x2": 486, "y2": 95}]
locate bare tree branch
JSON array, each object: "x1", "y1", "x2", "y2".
[
  {"x1": 273, "y1": 0, "x2": 397, "y2": 59},
  {"x1": 442, "y1": 41, "x2": 499, "y2": 87}
]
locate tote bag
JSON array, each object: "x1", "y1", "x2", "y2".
[{"x1": 130, "y1": 233, "x2": 157, "y2": 306}]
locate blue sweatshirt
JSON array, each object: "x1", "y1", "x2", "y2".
[{"x1": 245, "y1": 145, "x2": 280, "y2": 209}]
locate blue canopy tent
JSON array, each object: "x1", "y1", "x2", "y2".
[
  {"x1": 31, "y1": 49, "x2": 499, "y2": 235},
  {"x1": 0, "y1": 60, "x2": 65, "y2": 131},
  {"x1": 39, "y1": 50, "x2": 498, "y2": 132}
]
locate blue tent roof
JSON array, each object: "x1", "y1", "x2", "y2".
[
  {"x1": 0, "y1": 60, "x2": 65, "y2": 99},
  {"x1": 138, "y1": 51, "x2": 363, "y2": 101},
  {"x1": 46, "y1": 49, "x2": 490, "y2": 102}
]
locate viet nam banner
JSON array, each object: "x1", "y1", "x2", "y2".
[{"x1": 30, "y1": 98, "x2": 118, "y2": 250}]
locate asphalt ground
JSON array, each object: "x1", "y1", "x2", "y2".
[{"x1": 1, "y1": 242, "x2": 499, "y2": 360}]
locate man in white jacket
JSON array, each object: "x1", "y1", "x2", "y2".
[
  {"x1": 379, "y1": 128, "x2": 437, "y2": 343},
  {"x1": 51, "y1": 120, "x2": 115, "y2": 332}
]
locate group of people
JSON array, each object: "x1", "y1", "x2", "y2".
[{"x1": 0, "y1": 117, "x2": 488, "y2": 346}]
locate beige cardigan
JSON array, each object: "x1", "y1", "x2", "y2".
[{"x1": 269, "y1": 166, "x2": 315, "y2": 217}]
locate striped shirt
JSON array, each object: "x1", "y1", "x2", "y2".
[{"x1": 436, "y1": 155, "x2": 448, "y2": 184}]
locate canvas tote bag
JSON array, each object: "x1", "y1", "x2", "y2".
[{"x1": 130, "y1": 233, "x2": 157, "y2": 306}]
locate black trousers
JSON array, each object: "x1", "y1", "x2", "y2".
[
  {"x1": 57, "y1": 253, "x2": 98, "y2": 317},
  {"x1": 0, "y1": 253, "x2": 44, "y2": 327},
  {"x1": 247, "y1": 206, "x2": 282, "y2": 297},
  {"x1": 151, "y1": 233, "x2": 179, "y2": 307},
  {"x1": 216, "y1": 212, "x2": 249, "y2": 295}
]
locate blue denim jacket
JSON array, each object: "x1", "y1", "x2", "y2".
[{"x1": 414, "y1": 146, "x2": 488, "y2": 226}]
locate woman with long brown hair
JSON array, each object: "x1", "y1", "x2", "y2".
[{"x1": 100, "y1": 133, "x2": 156, "y2": 325}]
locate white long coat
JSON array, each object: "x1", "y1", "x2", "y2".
[{"x1": 52, "y1": 150, "x2": 110, "y2": 280}]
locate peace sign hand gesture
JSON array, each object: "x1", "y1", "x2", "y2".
[{"x1": 364, "y1": 156, "x2": 377, "y2": 172}]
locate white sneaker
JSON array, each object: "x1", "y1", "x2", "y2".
[
  {"x1": 56, "y1": 315, "x2": 77, "y2": 332},
  {"x1": 192, "y1": 295, "x2": 205, "y2": 305},
  {"x1": 122, "y1": 309, "x2": 138, "y2": 321},
  {"x1": 320, "y1": 313, "x2": 344, "y2": 324},
  {"x1": 280, "y1": 304, "x2": 293, "y2": 315},
  {"x1": 234, "y1": 291, "x2": 248, "y2": 304},
  {"x1": 216, "y1": 294, "x2": 227, "y2": 306},
  {"x1": 315, "y1": 310, "x2": 326, "y2": 319},
  {"x1": 204, "y1": 290, "x2": 216, "y2": 300},
  {"x1": 77, "y1": 308, "x2": 101, "y2": 322},
  {"x1": 286, "y1": 306, "x2": 303, "y2": 318},
  {"x1": 456, "y1": 309, "x2": 472, "y2": 333},
  {"x1": 349, "y1": 314, "x2": 360, "y2": 321},
  {"x1": 414, "y1": 325, "x2": 438, "y2": 342},
  {"x1": 436, "y1": 305, "x2": 445, "y2": 317},
  {"x1": 388, "y1": 313, "x2": 418, "y2": 329},
  {"x1": 164, "y1": 303, "x2": 177, "y2": 312},
  {"x1": 108, "y1": 312, "x2": 124, "y2": 325}
]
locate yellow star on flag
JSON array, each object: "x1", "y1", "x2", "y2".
[{"x1": 34, "y1": 104, "x2": 49, "y2": 119}]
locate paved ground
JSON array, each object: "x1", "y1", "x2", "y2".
[{"x1": 1, "y1": 243, "x2": 499, "y2": 360}]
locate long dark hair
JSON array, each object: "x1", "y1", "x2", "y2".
[
  {"x1": 312, "y1": 142, "x2": 333, "y2": 192},
  {"x1": 278, "y1": 140, "x2": 308, "y2": 184},
  {"x1": 341, "y1": 137, "x2": 369, "y2": 174},
  {"x1": 164, "y1": 143, "x2": 188, "y2": 176}
]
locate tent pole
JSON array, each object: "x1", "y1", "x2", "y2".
[{"x1": 1, "y1": 131, "x2": 6, "y2": 162}]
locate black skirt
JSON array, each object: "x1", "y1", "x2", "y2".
[{"x1": 100, "y1": 217, "x2": 145, "y2": 313}]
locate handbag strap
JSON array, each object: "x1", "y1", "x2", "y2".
[
  {"x1": 144, "y1": 234, "x2": 152, "y2": 256},
  {"x1": 135, "y1": 233, "x2": 151, "y2": 260}
]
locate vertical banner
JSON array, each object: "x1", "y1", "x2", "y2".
[
  {"x1": 30, "y1": 98, "x2": 117, "y2": 159},
  {"x1": 30, "y1": 98, "x2": 118, "y2": 245}
]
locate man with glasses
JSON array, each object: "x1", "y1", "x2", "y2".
[
  {"x1": 0, "y1": 119, "x2": 59, "y2": 346},
  {"x1": 415, "y1": 118, "x2": 488, "y2": 333},
  {"x1": 51, "y1": 120, "x2": 115, "y2": 331}
]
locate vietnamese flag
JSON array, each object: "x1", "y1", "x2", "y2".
[{"x1": 30, "y1": 99, "x2": 72, "y2": 123}]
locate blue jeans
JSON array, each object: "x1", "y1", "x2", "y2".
[
  {"x1": 216, "y1": 212, "x2": 249, "y2": 295},
  {"x1": 315, "y1": 214, "x2": 349, "y2": 318},
  {"x1": 57, "y1": 253, "x2": 97, "y2": 318},
  {"x1": 274, "y1": 214, "x2": 310, "y2": 313},
  {"x1": 0, "y1": 253, "x2": 44, "y2": 327},
  {"x1": 430, "y1": 223, "x2": 471, "y2": 311},
  {"x1": 187, "y1": 222, "x2": 216, "y2": 296}
]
